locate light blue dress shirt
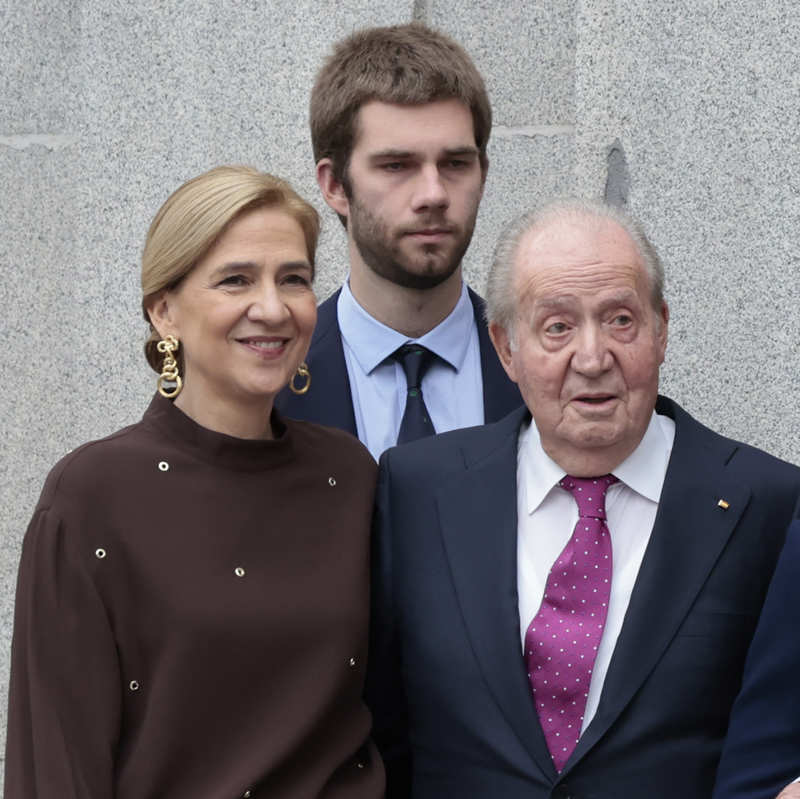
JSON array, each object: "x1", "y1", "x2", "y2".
[{"x1": 337, "y1": 280, "x2": 484, "y2": 460}]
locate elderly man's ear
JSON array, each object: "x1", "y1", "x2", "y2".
[{"x1": 488, "y1": 322, "x2": 519, "y2": 384}]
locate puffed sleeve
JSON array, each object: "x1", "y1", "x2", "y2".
[{"x1": 5, "y1": 505, "x2": 122, "y2": 798}]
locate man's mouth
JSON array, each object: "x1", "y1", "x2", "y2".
[
  {"x1": 572, "y1": 394, "x2": 618, "y2": 408},
  {"x1": 406, "y1": 227, "x2": 453, "y2": 238}
]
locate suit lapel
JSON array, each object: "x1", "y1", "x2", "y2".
[
  {"x1": 468, "y1": 289, "x2": 523, "y2": 424},
  {"x1": 567, "y1": 399, "x2": 750, "y2": 766},
  {"x1": 435, "y1": 408, "x2": 557, "y2": 781},
  {"x1": 276, "y1": 290, "x2": 358, "y2": 435}
]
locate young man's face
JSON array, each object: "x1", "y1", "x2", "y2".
[{"x1": 342, "y1": 98, "x2": 486, "y2": 290}]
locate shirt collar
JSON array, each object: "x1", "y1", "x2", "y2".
[
  {"x1": 337, "y1": 280, "x2": 473, "y2": 375},
  {"x1": 518, "y1": 410, "x2": 672, "y2": 515}
]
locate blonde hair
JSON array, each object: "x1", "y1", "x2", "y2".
[{"x1": 141, "y1": 166, "x2": 319, "y2": 372}]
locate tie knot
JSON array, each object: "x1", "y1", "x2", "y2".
[
  {"x1": 392, "y1": 344, "x2": 436, "y2": 391},
  {"x1": 559, "y1": 474, "x2": 618, "y2": 519}
]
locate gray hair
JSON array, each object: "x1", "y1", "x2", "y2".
[{"x1": 485, "y1": 199, "x2": 665, "y2": 336}]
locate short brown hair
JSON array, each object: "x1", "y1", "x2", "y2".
[
  {"x1": 141, "y1": 165, "x2": 319, "y2": 373},
  {"x1": 310, "y1": 23, "x2": 492, "y2": 186}
]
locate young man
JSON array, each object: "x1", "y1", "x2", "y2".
[{"x1": 275, "y1": 24, "x2": 521, "y2": 457}]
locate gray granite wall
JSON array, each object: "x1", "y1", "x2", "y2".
[{"x1": 2, "y1": 0, "x2": 799, "y2": 782}]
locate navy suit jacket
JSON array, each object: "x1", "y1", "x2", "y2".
[
  {"x1": 712, "y1": 514, "x2": 800, "y2": 799},
  {"x1": 274, "y1": 288, "x2": 522, "y2": 434},
  {"x1": 367, "y1": 398, "x2": 800, "y2": 799}
]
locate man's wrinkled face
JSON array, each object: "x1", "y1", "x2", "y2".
[{"x1": 490, "y1": 217, "x2": 668, "y2": 475}]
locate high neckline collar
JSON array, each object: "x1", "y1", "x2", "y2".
[{"x1": 141, "y1": 393, "x2": 294, "y2": 472}]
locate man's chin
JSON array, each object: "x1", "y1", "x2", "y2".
[
  {"x1": 381, "y1": 255, "x2": 461, "y2": 290},
  {"x1": 559, "y1": 417, "x2": 627, "y2": 451},
  {"x1": 391, "y1": 269, "x2": 457, "y2": 291}
]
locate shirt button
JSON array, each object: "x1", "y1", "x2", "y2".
[
  {"x1": 234, "y1": 567, "x2": 245, "y2": 577},
  {"x1": 242, "y1": 790, "x2": 252, "y2": 798},
  {"x1": 349, "y1": 657, "x2": 357, "y2": 667},
  {"x1": 158, "y1": 461, "x2": 169, "y2": 471}
]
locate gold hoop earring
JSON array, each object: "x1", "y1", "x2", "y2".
[
  {"x1": 156, "y1": 335, "x2": 183, "y2": 398},
  {"x1": 289, "y1": 362, "x2": 311, "y2": 395}
]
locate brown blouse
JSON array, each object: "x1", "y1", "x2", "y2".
[{"x1": 5, "y1": 394, "x2": 384, "y2": 799}]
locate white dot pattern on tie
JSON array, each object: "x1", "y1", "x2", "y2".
[{"x1": 524, "y1": 474, "x2": 617, "y2": 772}]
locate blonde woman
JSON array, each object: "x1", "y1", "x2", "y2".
[{"x1": 5, "y1": 166, "x2": 384, "y2": 799}]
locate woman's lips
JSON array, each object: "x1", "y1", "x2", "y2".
[{"x1": 237, "y1": 337, "x2": 289, "y2": 358}]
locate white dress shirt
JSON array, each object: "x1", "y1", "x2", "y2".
[
  {"x1": 337, "y1": 280, "x2": 484, "y2": 460},
  {"x1": 516, "y1": 411, "x2": 676, "y2": 734}
]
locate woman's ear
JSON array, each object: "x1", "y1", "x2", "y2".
[{"x1": 145, "y1": 290, "x2": 177, "y2": 340}]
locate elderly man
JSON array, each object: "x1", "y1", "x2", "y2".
[{"x1": 366, "y1": 200, "x2": 800, "y2": 798}]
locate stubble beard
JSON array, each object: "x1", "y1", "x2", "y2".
[{"x1": 348, "y1": 195, "x2": 478, "y2": 291}]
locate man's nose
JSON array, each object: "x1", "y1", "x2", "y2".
[
  {"x1": 411, "y1": 165, "x2": 449, "y2": 212},
  {"x1": 570, "y1": 326, "x2": 613, "y2": 375}
]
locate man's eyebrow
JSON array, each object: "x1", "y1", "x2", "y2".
[
  {"x1": 442, "y1": 146, "x2": 480, "y2": 158},
  {"x1": 596, "y1": 290, "x2": 640, "y2": 309},
  {"x1": 532, "y1": 290, "x2": 639, "y2": 312},
  {"x1": 368, "y1": 145, "x2": 480, "y2": 160},
  {"x1": 368, "y1": 149, "x2": 414, "y2": 160},
  {"x1": 531, "y1": 295, "x2": 576, "y2": 312}
]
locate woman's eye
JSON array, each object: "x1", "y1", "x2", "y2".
[
  {"x1": 219, "y1": 274, "x2": 247, "y2": 287},
  {"x1": 284, "y1": 273, "x2": 311, "y2": 286},
  {"x1": 545, "y1": 322, "x2": 569, "y2": 335}
]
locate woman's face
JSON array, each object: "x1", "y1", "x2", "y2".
[{"x1": 151, "y1": 206, "x2": 316, "y2": 424}]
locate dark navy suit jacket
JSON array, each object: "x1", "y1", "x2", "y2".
[
  {"x1": 367, "y1": 398, "x2": 800, "y2": 799},
  {"x1": 712, "y1": 513, "x2": 800, "y2": 799},
  {"x1": 274, "y1": 288, "x2": 522, "y2": 434}
]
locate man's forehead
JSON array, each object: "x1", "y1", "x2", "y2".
[
  {"x1": 352, "y1": 98, "x2": 476, "y2": 150},
  {"x1": 520, "y1": 215, "x2": 636, "y2": 258},
  {"x1": 514, "y1": 218, "x2": 645, "y2": 283}
]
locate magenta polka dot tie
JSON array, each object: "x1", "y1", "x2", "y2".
[{"x1": 524, "y1": 474, "x2": 617, "y2": 772}]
